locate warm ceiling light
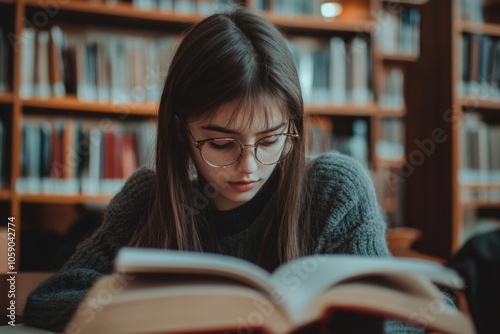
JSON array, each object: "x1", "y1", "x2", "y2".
[{"x1": 321, "y1": 2, "x2": 343, "y2": 18}]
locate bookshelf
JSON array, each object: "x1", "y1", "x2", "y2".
[
  {"x1": 400, "y1": 0, "x2": 500, "y2": 258},
  {"x1": 0, "y1": 0, "x2": 430, "y2": 270},
  {"x1": 449, "y1": 0, "x2": 500, "y2": 252}
]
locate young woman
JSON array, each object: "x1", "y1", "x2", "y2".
[{"x1": 24, "y1": 7, "x2": 424, "y2": 334}]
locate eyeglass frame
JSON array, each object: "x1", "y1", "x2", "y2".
[{"x1": 175, "y1": 115, "x2": 300, "y2": 168}]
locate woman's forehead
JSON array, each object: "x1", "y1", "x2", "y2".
[{"x1": 191, "y1": 98, "x2": 288, "y2": 132}]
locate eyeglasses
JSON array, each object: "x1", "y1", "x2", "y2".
[{"x1": 177, "y1": 116, "x2": 299, "y2": 168}]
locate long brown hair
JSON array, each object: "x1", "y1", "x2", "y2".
[{"x1": 129, "y1": 7, "x2": 315, "y2": 265}]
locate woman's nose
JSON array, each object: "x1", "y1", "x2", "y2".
[{"x1": 236, "y1": 146, "x2": 258, "y2": 174}]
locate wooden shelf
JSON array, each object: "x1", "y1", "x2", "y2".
[
  {"x1": 19, "y1": 193, "x2": 113, "y2": 204},
  {"x1": 378, "y1": 107, "x2": 407, "y2": 117},
  {"x1": 25, "y1": 0, "x2": 203, "y2": 26},
  {"x1": 375, "y1": 158, "x2": 405, "y2": 169},
  {"x1": 459, "y1": 21, "x2": 500, "y2": 37},
  {"x1": 305, "y1": 103, "x2": 378, "y2": 116},
  {"x1": 308, "y1": 103, "x2": 406, "y2": 119},
  {"x1": 380, "y1": 53, "x2": 419, "y2": 63},
  {"x1": 0, "y1": 189, "x2": 11, "y2": 201},
  {"x1": 462, "y1": 200, "x2": 500, "y2": 209},
  {"x1": 0, "y1": 93, "x2": 13, "y2": 104},
  {"x1": 264, "y1": 12, "x2": 372, "y2": 33},
  {"x1": 22, "y1": 97, "x2": 158, "y2": 116},
  {"x1": 382, "y1": 0, "x2": 429, "y2": 5},
  {"x1": 461, "y1": 184, "x2": 500, "y2": 190},
  {"x1": 460, "y1": 96, "x2": 500, "y2": 110}
]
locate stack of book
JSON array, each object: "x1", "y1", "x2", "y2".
[{"x1": 59, "y1": 247, "x2": 474, "y2": 334}]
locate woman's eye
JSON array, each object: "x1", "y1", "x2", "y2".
[
  {"x1": 260, "y1": 137, "x2": 280, "y2": 147},
  {"x1": 208, "y1": 141, "x2": 235, "y2": 150}
]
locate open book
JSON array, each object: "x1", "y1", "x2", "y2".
[{"x1": 67, "y1": 247, "x2": 475, "y2": 334}]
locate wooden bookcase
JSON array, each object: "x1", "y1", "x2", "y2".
[
  {"x1": 449, "y1": 0, "x2": 500, "y2": 252},
  {"x1": 401, "y1": 0, "x2": 500, "y2": 259},
  {"x1": 0, "y1": 0, "x2": 431, "y2": 270}
]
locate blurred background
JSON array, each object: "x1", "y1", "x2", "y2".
[{"x1": 0, "y1": 0, "x2": 499, "y2": 273}]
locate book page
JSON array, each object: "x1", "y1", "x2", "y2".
[
  {"x1": 115, "y1": 247, "x2": 283, "y2": 303},
  {"x1": 269, "y1": 255, "x2": 463, "y2": 320},
  {"x1": 305, "y1": 282, "x2": 475, "y2": 334}
]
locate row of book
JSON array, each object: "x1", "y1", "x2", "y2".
[
  {"x1": 87, "y1": 0, "x2": 239, "y2": 12},
  {"x1": 306, "y1": 117, "x2": 370, "y2": 169},
  {"x1": 379, "y1": 68, "x2": 405, "y2": 110},
  {"x1": 20, "y1": 25, "x2": 380, "y2": 107},
  {"x1": 460, "y1": 113, "x2": 500, "y2": 185},
  {"x1": 15, "y1": 18, "x2": 412, "y2": 109},
  {"x1": 0, "y1": 27, "x2": 10, "y2": 93},
  {"x1": 459, "y1": 33, "x2": 500, "y2": 99},
  {"x1": 308, "y1": 117, "x2": 405, "y2": 167},
  {"x1": 459, "y1": 0, "x2": 485, "y2": 24},
  {"x1": 288, "y1": 37, "x2": 372, "y2": 105},
  {"x1": 91, "y1": 0, "x2": 326, "y2": 16},
  {"x1": 306, "y1": 116, "x2": 404, "y2": 219},
  {"x1": 17, "y1": 117, "x2": 156, "y2": 195},
  {"x1": 19, "y1": 25, "x2": 177, "y2": 103},
  {"x1": 461, "y1": 186, "x2": 500, "y2": 204},
  {"x1": 462, "y1": 208, "x2": 500, "y2": 244},
  {"x1": 377, "y1": 8, "x2": 420, "y2": 56},
  {"x1": 376, "y1": 118, "x2": 405, "y2": 160},
  {"x1": 130, "y1": 0, "x2": 239, "y2": 12},
  {"x1": 260, "y1": 0, "x2": 325, "y2": 16}
]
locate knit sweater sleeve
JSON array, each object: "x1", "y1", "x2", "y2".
[
  {"x1": 310, "y1": 152, "x2": 389, "y2": 257},
  {"x1": 23, "y1": 167, "x2": 155, "y2": 333},
  {"x1": 308, "y1": 153, "x2": 425, "y2": 334}
]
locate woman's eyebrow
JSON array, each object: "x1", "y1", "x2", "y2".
[{"x1": 200, "y1": 122, "x2": 288, "y2": 135}]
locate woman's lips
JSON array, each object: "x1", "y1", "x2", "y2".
[{"x1": 229, "y1": 180, "x2": 259, "y2": 192}]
